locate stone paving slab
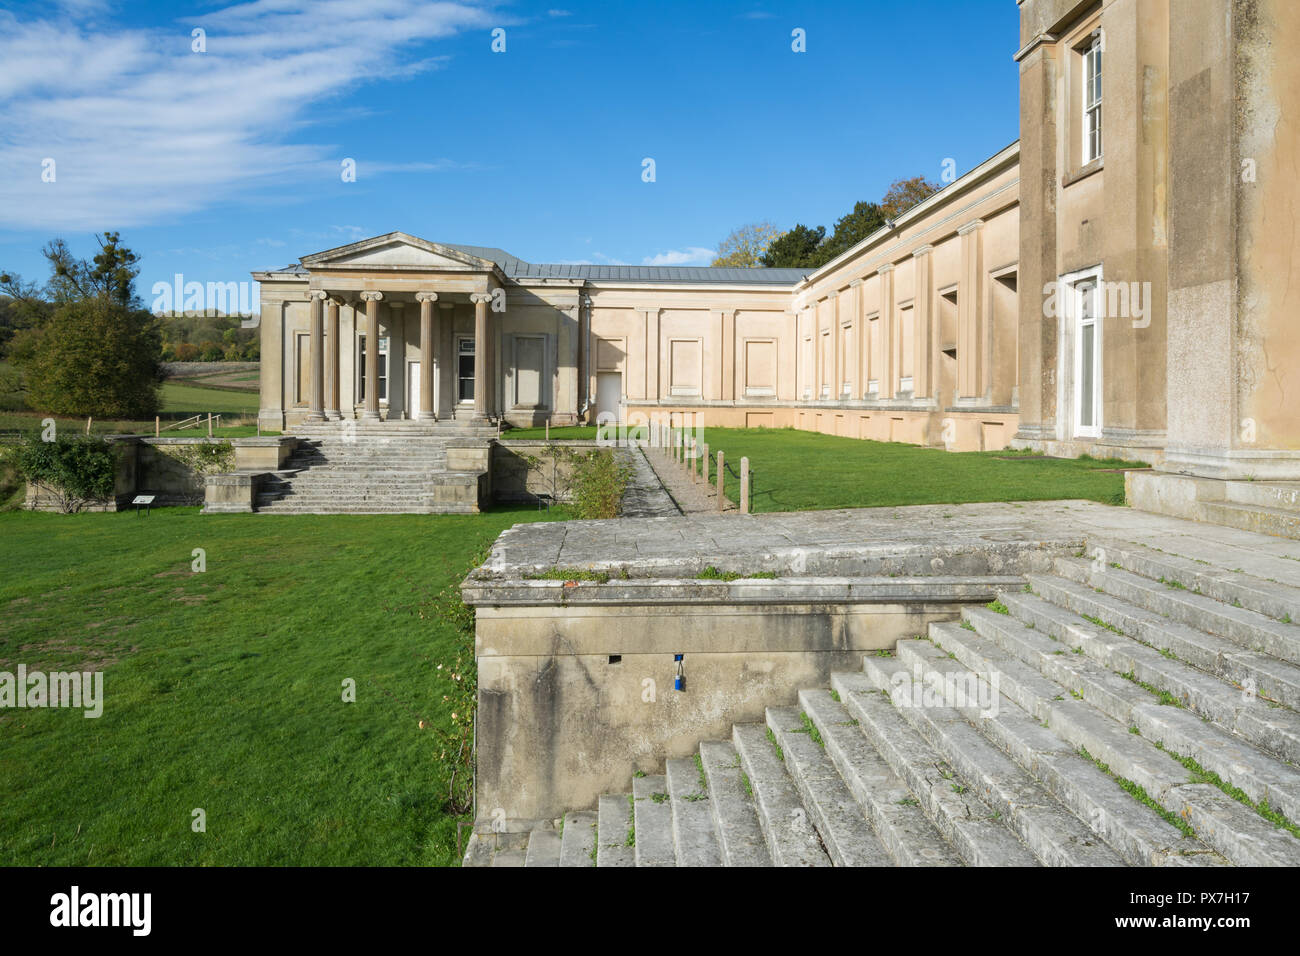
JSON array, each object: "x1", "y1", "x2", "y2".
[
  {"x1": 618, "y1": 445, "x2": 680, "y2": 518},
  {"x1": 476, "y1": 499, "x2": 1300, "y2": 586}
]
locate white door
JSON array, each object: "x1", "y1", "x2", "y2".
[
  {"x1": 596, "y1": 372, "x2": 622, "y2": 423},
  {"x1": 407, "y1": 361, "x2": 420, "y2": 418},
  {"x1": 1074, "y1": 279, "x2": 1101, "y2": 438}
]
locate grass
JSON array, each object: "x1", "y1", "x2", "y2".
[
  {"x1": 697, "y1": 566, "x2": 778, "y2": 582},
  {"x1": 0, "y1": 504, "x2": 567, "y2": 866},
  {"x1": 691, "y1": 427, "x2": 1144, "y2": 512},
  {"x1": 0, "y1": 374, "x2": 264, "y2": 441},
  {"x1": 1079, "y1": 746, "x2": 1197, "y2": 839}
]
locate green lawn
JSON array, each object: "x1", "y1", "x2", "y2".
[
  {"x1": 693, "y1": 427, "x2": 1147, "y2": 512},
  {"x1": 159, "y1": 380, "x2": 259, "y2": 417},
  {"x1": 0, "y1": 506, "x2": 564, "y2": 866},
  {"x1": 0, "y1": 378, "x2": 262, "y2": 440}
]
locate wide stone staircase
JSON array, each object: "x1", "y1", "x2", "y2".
[
  {"x1": 467, "y1": 537, "x2": 1300, "y2": 866},
  {"x1": 256, "y1": 426, "x2": 489, "y2": 514}
]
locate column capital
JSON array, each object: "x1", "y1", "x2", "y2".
[
  {"x1": 415, "y1": 291, "x2": 439, "y2": 303},
  {"x1": 307, "y1": 289, "x2": 328, "y2": 301},
  {"x1": 359, "y1": 290, "x2": 383, "y2": 302},
  {"x1": 849, "y1": 278, "x2": 863, "y2": 288},
  {"x1": 877, "y1": 263, "x2": 895, "y2": 275},
  {"x1": 912, "y1": 244, "x2": 935, "y2": 258},
  {"x1": 469, "y1": 292, "x2": 493, "y2": 305},
  {"x1": 956, "y1": 219, "x2": 985, "y2": 237}
]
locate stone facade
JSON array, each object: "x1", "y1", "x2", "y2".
[{"x1": 254, "y1": 0, "x2": 1299, "y2": 479}]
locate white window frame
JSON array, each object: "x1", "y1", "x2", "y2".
[
  {"x1": 1066, "y1": 267, "x2": 1103, "y2": 439},
  {"x1": 456, "y1": 335, "x2": 475, "y2": 404},
  {"x1": 357, "y1": 333, "x2": 389, "y2": 405},
  {"x1": 1083, "y1": 33, "x2": 1103, "y2": 164}
]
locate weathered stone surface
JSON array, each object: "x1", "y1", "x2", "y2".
[
  {"x1": 664, "y1": 757, "x2": 721, "y2": 867},
  {"x1": 765, "y1": 705, "x2": 890, "y2": 866},
  {"x1": 834, "y1": 670, "x2": 1040, "y2": 866},
  {"x1": 698, "y1": 740, "x2": 772, "y2": 867},
  {"x1": 559, "y1": 811, "x2": 597, "y2": 867},
  {"x1": 731, "y1": 723, "x2": 831, "y2": 867},
  {"x1": 798, "y1": 688, "x2": 963, "y2": 866},
  {"x1": 596, "y1": 794, "x2": 634, "y2": 868},
  {"x1": 631, "y1": 774, "x2": 676, "y2": 867}
]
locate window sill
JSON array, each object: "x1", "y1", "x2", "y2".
[{"x1": 1062, "y1": 157, "x2": 1104, "y2": 189}]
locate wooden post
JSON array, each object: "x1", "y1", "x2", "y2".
[
  {"x1": 207, "y1": 413, "x2": 213, "y2": 437},
  {"x1": 716, "y1": 450, "x2": 725, "y2": 511},
  {"x1": 155, "y1": 416, "x2": 160, "y2": 438},
  {"x1": 690, "y1": 439, "x2": 698, "y2": 482},
  {"x1": 545, "y1": 419, "x2": 550, "y2": 441},
  {"x1": 740, "y1": 457, "x2": 750, "y2": 514},
  {"x1": 85, "y1": 417, "x2": 92, "y2": 435}
]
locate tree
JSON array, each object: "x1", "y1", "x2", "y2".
[
  {"x1": 4, "y1": 233, "x2": 161, "y2": 418},
  {"x1": 879, "y1": 175, "x2": 942, "y2": 221},
  {"x1": 818, "y1": 201, "x2": 887, "y2": 263},
  {"x1": 39, "y1": 232, "x2": 142, "y2": 309},
  {"x1": 23, "y1": 296, "x2": 161, "y2": 418},
  {"x1": 711, "y1": 221, "x2": 784, "y2": 268},
  {"x1": 760, "y1": 224, "x2": 826, "y2": 268}
]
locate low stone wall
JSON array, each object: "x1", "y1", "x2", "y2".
[
  {"x1": 24, "y1": 435, "x2": 238, "y2": 511},
  {"x1": 462, "y1": 503, "x2": 1091, "y2": 830},
  {"x1": 491, "y1": 440, "x2": 598, "y2": 503}
]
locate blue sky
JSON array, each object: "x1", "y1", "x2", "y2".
[{"x1": 0, "y1": 0, "x2": 1019, "y2": 304}]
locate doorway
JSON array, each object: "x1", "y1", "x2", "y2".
[{"x1": 596, "y1": 372, "x2": 623, "y2": 423}]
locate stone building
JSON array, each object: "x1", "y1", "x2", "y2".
[{"x1": 253, "y1": 0, "x2": 1299, "y2": 484}]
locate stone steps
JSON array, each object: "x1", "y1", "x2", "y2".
[
  {"x1": 1053, "y1": 557, "x2": 1300, "y2": 665},
  {"x1": 473, "y1": 532, "x2": 1300, "y2": 867},
  {"x1": 1200, "y1": 500, "x2": 1300, "y2": 541},
  {"x1": 250, "y1": 433, "x2": 486, "y2": 514}
]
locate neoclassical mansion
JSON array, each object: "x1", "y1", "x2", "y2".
[{"x1": 253, "y1": 0, "x2": 1300, "y2": 493}]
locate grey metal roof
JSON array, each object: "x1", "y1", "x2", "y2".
[
  {"x1": 440, "y1": 244, "x2": 809, "y2": 285},
  {"x1": 266, "y1": 244, "x2": 809, "y2": 286}
]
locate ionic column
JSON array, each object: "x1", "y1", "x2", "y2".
[
  {"x1": 360, "y1": 291, "x2": 383, "y2": 420},
  {"x1": 325, "y1": 298, "x2": 341, "y2": 420},
  {"x1": 416, "y1": 292, "x2": 438, "y2": 420},
  {"x1": 306, "y1": 290, "x2": 327, "y2": 421},
  {"x1": 470, "y1": 292, "x2": 492, "y2": 421}
]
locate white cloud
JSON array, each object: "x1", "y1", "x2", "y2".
[
  {"x1": 0, "y1": 2, "x2": 498, "y2": 230},
  {"x1": 642, "y1": 247, "x2": 715, "y2": 267}
]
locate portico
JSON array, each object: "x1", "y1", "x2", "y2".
[{"x1": 258, "y1": 234, "x2": 507, "y2": 428}]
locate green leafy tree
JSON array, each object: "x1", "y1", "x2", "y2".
[
  {"x1": 711, "y1": 221, "x2": 784, "y2": 268},
  {"x1": 879, "y1": 175, "x2": 942, "y2": 221},
  {"x1": 760, "y1": 224, "x2": 826, "y2": 268},
  {"x1": 23, "y1": 296, "x2": 161, "y2": 418},
  {"x1": 4, "y1": 233, "x2": 161, "y2": 417},
  {"x1": 818, "y1": 200, "x2": 887, "y2": 264}
]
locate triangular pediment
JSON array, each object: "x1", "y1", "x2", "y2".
[{"x1": 301, "y1": 232, "x2": 496, "y2": 272}]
